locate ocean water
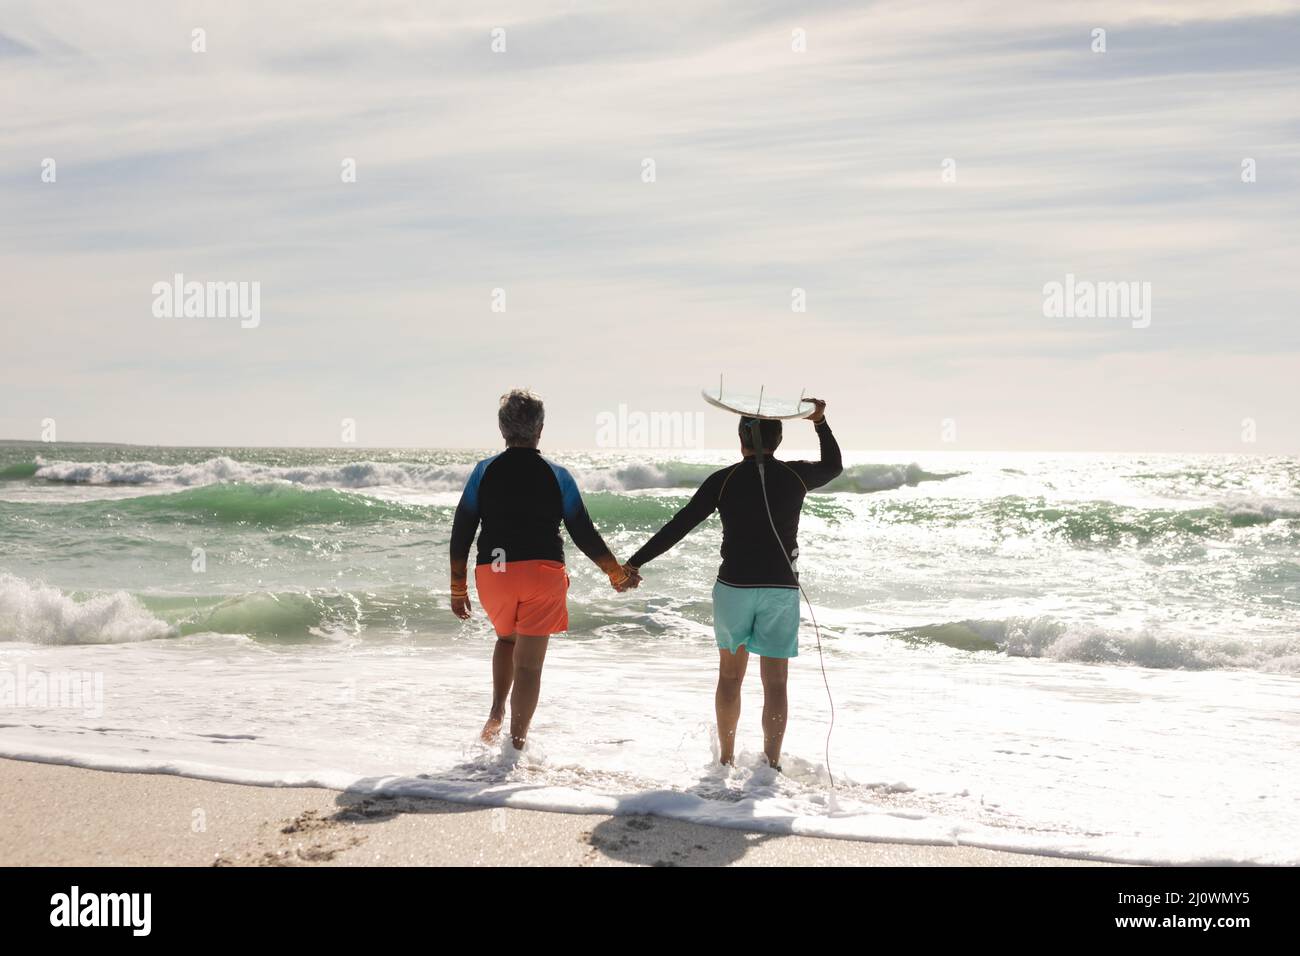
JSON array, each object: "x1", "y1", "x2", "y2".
[{"x1": 1, "y1": 441, "x2": 1297, "y2": 864}]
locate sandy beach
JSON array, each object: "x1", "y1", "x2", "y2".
[{"x1": 0, "y1": 758, "x2": 1118, "y2": 867}]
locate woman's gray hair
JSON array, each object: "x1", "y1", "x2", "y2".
[{"x1": 498, "y1": 389, "x2": 545, "y2": 446}]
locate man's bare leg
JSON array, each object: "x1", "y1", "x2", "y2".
[
  {"x1": 759, "y1": 656, "x2": 788, "y2": 770},
  {"x1": 716, "y1": 646, "x2": 749, "y2": 765},
  {"x1": 509, "y1": 635, "x2": 550, "y2": 751},
  {"x1": 480, "y1": 635, "x2": 516, "y2": 742}
]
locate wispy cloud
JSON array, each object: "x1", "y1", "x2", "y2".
[{"x1": 2, "y1": 1, "x2": 1297, "y2": 450}]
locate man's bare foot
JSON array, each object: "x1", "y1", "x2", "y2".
[{"x1": 480, "y1": 711, "x2": 504, "y2": 743}]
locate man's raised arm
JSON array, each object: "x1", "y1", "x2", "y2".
[{"x1": 791, "y1": 399, "x2": 843, "y2": 490}]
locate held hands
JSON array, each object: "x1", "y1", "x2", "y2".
[
  {"x1": 804, "y1": 398, "x2": 827, "y2": 423},
  {"x1": 608, "y1": 563, "x2": 642, "y2": 592},
  {"x1": 453, "y1": 565, "x2": 639, "y2": 608},
  {"x1": 605, "y1": 561, "x2": 642, "y2": 590}
]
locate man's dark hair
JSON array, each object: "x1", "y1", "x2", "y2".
[{"x1": 738, "y1": 417, "x2": 782, "y2": 453}]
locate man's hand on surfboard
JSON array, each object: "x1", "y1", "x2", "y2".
[{"x1": 803, "y1": 398, "x2": 827, "y2": 423}]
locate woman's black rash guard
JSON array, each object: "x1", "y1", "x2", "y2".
[
  {"x1": 449, "y1": 447, "x2": 615, "y2": 568},
  {"x1": 627, "y1": 420, "x2": 843, "y2": 588}
]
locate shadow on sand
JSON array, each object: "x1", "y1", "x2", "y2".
[{"x1": 324, "y1": 762, "x2": 783, "y2": 866}]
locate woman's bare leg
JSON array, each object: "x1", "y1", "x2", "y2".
[
  {"x1": 509, "y1": 635, "x2": 550, "y2": 750},
  {"x1": 480, "y1": 635, "x2": 515, "y2": 742}
]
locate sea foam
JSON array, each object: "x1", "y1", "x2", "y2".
[
  {"x1": 24, "y1": 455, "x2": 962, "y2": 495},
  {"x1": 0, "y1": 573, "x2": 175, "y2": 645}
]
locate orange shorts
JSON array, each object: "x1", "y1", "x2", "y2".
[{"x1": 474, "y1": 559, "x2": 570, "y2": 637}]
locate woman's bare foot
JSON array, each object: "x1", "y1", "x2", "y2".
[{"x1": 480, "y1": 709, "x2": 505, "y2": 743}]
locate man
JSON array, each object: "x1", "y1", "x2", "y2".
[
  {"x1": 449, "y1": 389, "x2": 638, "y2": 751},
  {"x1": 625, "y1": 399, "x2": 840, "y2": 769}
]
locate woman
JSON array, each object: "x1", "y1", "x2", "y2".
[{"x1": 448, "y1": 389, "x2": 637, "y2": 750}]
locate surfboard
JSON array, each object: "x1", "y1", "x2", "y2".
[{"x1": 701, "y1": 387, "x2": 815, "y2": 420}]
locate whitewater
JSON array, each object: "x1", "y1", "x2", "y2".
[{"x1": 1, "y1": 441, "x2": 1297, "y2": 864}]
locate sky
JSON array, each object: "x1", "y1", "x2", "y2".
[{"x1": 1, "y1": 0, "x2": 1298, "y2": 452}]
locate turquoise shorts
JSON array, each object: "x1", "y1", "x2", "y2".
[{"x1": 712, "y1": 581, "x2": 800, "y2": 659}]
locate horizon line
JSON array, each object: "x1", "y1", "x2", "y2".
[{"x1": 1, "y1": 438, "x2": 1295, "y2": 457}]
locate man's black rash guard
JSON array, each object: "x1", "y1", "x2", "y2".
[
  {"x1": 449, "y1": 447, "x2": 616, "y2": 568},
  {"x1": 628, "y1": 420, "x2": 843, "y2": 588}
]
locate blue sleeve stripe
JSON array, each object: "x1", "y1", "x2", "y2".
[
  {"x1": 545, "y1": 460, "x2": 583, "y2": 520},
  {"x1": 461, "y1": 454, "x2": 498, "y2": 512}
]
